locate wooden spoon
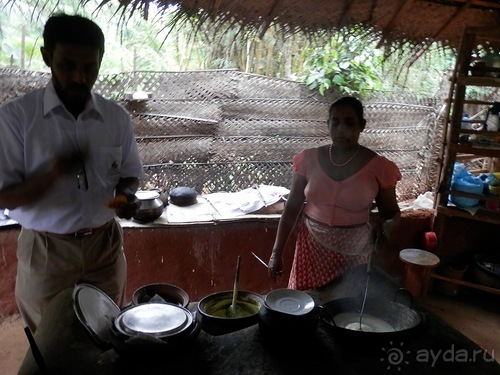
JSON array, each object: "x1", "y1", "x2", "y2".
[{"x1": 227, "y1": 255, "x2": 241, "y2": 317}]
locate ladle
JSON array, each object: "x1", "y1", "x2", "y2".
[
  {"x1": 226, "y1": 255, "x2": 241, "y2": 317},
  {"x1": 358, "y1": 233, "x2": 379, "y2": 330}
]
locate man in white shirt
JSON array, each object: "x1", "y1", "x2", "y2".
[{"x1": 0, "y1": 13, "x2": 143, "y2": 332}]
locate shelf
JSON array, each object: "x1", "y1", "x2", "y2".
[
  {"x1": 454, "y1": 129, "x2": 499, "y2": 136},
  {"x1": 437, "y1": 205, "x2": 500, "y2": 225},
  {"x1": 436, "y1": 27, "x2": 500, "y2": 297},
  {"x1": 431, "y1": 273, "x2": 500, "y2": 295},
  {"x1": 458, "y1": 76, "x2": 500, "y2": 87},
  {"x1": 449, "y1": 144, "x2": 500, "y2": 157},
  {"x1": 443, "y1": 189, "x2": 500, "y2": 202}
]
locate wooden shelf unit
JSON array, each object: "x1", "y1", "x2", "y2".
[
  {"x1": 437, "y1": 26, "x2": 500, "y2": 224},
  {"x1": 434, "y1": 26, "x2": 500, "y2": 295}
]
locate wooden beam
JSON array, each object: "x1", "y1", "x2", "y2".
[
  {"x1": 407, "y1": 0, "x2": 476, "y2": 64},
  {"x1": 431, "y1": 273, "x2": 500, "y2": 295},
  {"x1": 258, "y1": 0, "x2": 282, "y2": 39},
  {"x1": 384, "y1": 0, "x2": 416, "y2": 34},
  {"x1": 376, "y1": 0, "x2": 415, "y2": 48},
  {"x1": 338, "y1": 0, "x2": 355, "y2": 28},
  {"x1": 432, "y1": 0, "x2": 474, "y2": 41},
  {"x1": 422, "y1": 0, "x2": 500, "y2": 11}
]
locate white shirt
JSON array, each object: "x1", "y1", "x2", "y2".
[{"x1": 0, "y1": 80, "x2": 143, "y2": 233}]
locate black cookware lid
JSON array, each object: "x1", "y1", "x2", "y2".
[{"x1": 72, "y1": 283, "x2": 120, "y2": 348}]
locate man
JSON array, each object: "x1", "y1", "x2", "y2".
[{"x1": 0, "y1": 14, "x2": 143, "y2": 332}]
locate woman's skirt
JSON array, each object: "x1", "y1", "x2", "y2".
[{"x1": 287, "y1": 218, "x2": 372, "y2": 290}]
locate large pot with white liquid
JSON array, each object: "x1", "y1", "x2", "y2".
[{"x1": 319, "y1": 289, "x2": 423, "y2": 350}]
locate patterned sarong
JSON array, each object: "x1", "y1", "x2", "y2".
[{"x1": 288, "y1": 218, "x2": 371, "y2": 290}]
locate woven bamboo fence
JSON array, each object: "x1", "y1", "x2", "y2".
[{"x1": 0, "y1": 68, "x2": 445, "y2": 201}]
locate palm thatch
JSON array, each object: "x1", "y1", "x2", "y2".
[{"x1": 98, "y1": 0, "x2": 500, "y2": 51}]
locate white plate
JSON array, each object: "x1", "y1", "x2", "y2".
[{"x1": 265, "y1": 289, "x2": 315, "y2": 316}]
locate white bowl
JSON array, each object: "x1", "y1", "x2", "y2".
[{"x1": 265, "y1": 289, "x2": 315, "y2": 316}]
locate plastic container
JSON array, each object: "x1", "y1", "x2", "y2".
[
  {"x1": 450, "y1": 176, "x2": 484, "y2": 208},
  {"x1": 485, "y1": 102, "x2": 500, "y2": 131},
  {"x1": 460, "y1": 114, "x2": 471, "y2": 129}
]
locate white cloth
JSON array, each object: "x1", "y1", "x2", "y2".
[
  {"x1": 0, "y1": 80, "x2": 143, "y2": 233},
  {"x1": 203, "y1": 185, "x2": 289, "y2": 216}
]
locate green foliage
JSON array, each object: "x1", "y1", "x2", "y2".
[
  {"x1": 0, "y1": 1, "x2": 456, "y2": 97},
  {"x1": 300, "y1": 28, "x2": 382, "y2": 96}
]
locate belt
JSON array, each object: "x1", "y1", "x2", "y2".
[{"x1": 45, "y1": 220, "x2": 113, "y2": 238}]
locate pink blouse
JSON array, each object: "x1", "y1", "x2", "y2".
[{"x1": 293, "y1": 148, "x2": 401, "y2": 226}]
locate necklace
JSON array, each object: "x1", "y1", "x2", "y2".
[{"x1": 328, "y1": 143, "x2": 360, "y2": 167}]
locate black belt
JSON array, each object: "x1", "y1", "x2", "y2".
[{"x1": 45, "y1": 220, "x2": 113, "y2": 238}]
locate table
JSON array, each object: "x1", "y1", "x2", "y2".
[{"x1": 18, "y1": 267, "x2": 499, "y2": 375}]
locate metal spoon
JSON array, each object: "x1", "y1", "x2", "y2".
[
  {"x1": 251, "y1": 251, "x2": 268, "y2": 268},
  {"x1": 226, "y1": 255, "x2": 241, "y2": 317}
]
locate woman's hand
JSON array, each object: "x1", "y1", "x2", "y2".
[{"x1": 268, "y1": 251, "x2": 284, "y2": 282}]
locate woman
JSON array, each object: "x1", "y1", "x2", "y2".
[{"x1": 268, "y1": 97, "x2": 401, "y2": 290}]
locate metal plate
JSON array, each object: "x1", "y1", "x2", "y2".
[
  {"x1": 115, "y1": 303, "x2": 193, "y2": 338},
  {"x1": 265, "y1": 289, "x2": 315, "y2": 316},
  {"x1": 73, "y1": 283, "x2": 120, "y2": 348}
]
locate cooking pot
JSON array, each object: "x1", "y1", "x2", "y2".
[
  {"x1": 133, "y1": 190, "x2": 164, "y2": 222},
  {"x1": 108, "y1": 313, "x2": 201, "y2": 361},
  {"x1": 258, "y1": 303, "x2": 319, "y2": 342},
  {"x1": 132, "y1": 283, "x2": 190, "y2": 307},
  {"x1": 319, "y1": 289, "x2": 422, "y2": 351},
  {"x1": 169, "y1": 186, "x2": 198, "y2": 206},
  {"x1": 113, "y1": 303, "x2": 194, "y2": 340},
  {"x1": 73, "y1": 283, "x2": 199, "y2": 359},
  {"x1": 471, "y1": 254, "x2": 500, "y2": 289},
  {"x1": 197, "y1": 290, "x2": 264, "y2": 335},
  {"x1": 258, "y1": 288, "x2": 318, "y2": 341}
]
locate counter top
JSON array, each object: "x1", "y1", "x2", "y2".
[{"x1": 18, "y1": 267, "x2": 499, "y2": 375}]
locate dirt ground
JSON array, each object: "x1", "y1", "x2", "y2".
[{"x1": 0, "y1": 314, "x2": 29, "y2": 375}]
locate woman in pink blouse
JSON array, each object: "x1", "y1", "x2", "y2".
[{"x1": 268, "y1": 97, "x2": 401, "y2": 290}]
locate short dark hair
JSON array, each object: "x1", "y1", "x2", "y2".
[
  {"x1": 43, "y1": 13, "x2": 105, "y2": 60},
  {"x1": 328, "y1": 96, "x2": 364, "y2": 123}
]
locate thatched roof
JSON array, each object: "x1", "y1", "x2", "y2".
[{"x1": 109, "y1": 0, "x2": 500, "y2": 50}]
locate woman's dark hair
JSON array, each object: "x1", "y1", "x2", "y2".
[
  {"x1": 43, "y1": 13, "x2": 105, "y2": 60},
  {"x1": 328, "y1": 96, "x2": 364, "y2": 123}
]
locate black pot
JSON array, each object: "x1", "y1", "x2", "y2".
[
  {"x1": 131, "y1": 283, "x2": 190, "y2": 308},
  {"x1": 109, "y1": 313, "x2": 201, "y2": 360},
  {"x1": 258, "y1": 303, "x2": 319, "y2": 342},
  {"x1": 169, "y1": 187, "x2": 198, "y2": 206},
  {"x1": 197, "y1": 291, "x2": 264, "y2": 335},
  {"x1": 319, "y1": 289, "x2": 422, "y2": 351},
  {"x1": 471, "y1": 254, "x2": 500, "y2": 289},
  {"x1": 133, "y1": 191, "x2": 164, "y2": 222}
]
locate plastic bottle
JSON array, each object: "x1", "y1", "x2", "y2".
[
  {"x1": 486, "y1": 103, "x2": 500, "y2": 132},
  {"x1": 461, "y1": 113, "x2": 470, "y2": 129}
]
